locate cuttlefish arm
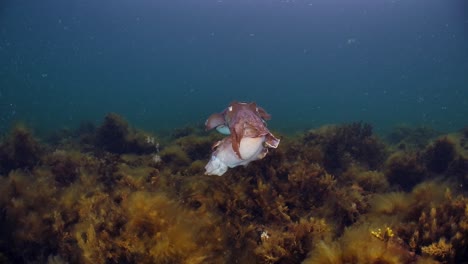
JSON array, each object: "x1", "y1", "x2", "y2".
[
  {"x1": 230, "y1": 122, "x2": 244, "y2": 159},
  {"x1": 265, "y1": 132, "x2": 280, "y2": 148},
  {"x1": 256, "y1": 106, "x2": 271, "y2": 120}
]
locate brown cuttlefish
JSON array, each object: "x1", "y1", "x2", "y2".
[{"x1": 204, "y1": 101, "x2": 280, "y2": 176}]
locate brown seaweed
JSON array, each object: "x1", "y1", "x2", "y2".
[{"x1": 0, "y1": 116, "x2": 467, "y2": 263}]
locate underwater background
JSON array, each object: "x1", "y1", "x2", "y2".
[
  {"x1": 1, "y1": 0, "x2": 467, "y2": 134},
  {"x1": 1, "y1": 0, "x2": 468, "y2": 264}
]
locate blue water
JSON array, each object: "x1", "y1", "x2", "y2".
[{"x1": 1, "y1": 0, "x2": 467, "y2": 135}]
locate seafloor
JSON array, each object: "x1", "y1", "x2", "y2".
[{"x1": 0, "y1": 113, "x2": 467, "y2": 264}]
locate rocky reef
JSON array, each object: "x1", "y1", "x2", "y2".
[{"x1": 0, "y1": 114, "x2": 467, "y2": 264}]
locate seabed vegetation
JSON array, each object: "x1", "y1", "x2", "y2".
[{"x1": 0, "y1": 113, "x2": 467, "y2": 264}]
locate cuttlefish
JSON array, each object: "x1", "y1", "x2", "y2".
[{"x1": 205, "y1": 101, "x2": 280, "y2": 176}]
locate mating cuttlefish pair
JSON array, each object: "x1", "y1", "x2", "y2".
[{"x1": 204, "y1": 101, "x2": 280, "y2": 176}]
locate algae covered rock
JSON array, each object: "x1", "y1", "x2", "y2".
[
  {"x1": 95, "y1": 113, "x2": 158, "y2": 154},
  {"x1": 0, "y1": 125, "x2": 42, "y2": 174}
]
